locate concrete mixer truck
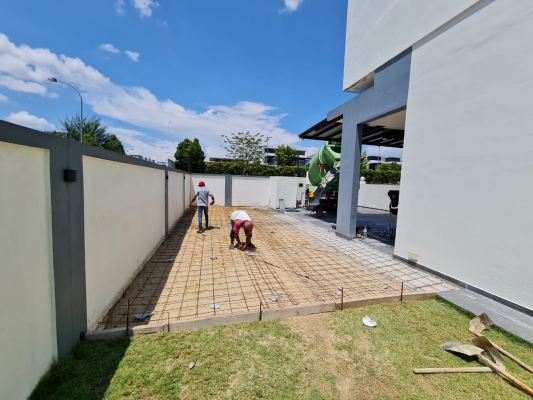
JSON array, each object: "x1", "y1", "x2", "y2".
[{"x1": 305, "y1": 141, "x2": 341, "y2": 215}]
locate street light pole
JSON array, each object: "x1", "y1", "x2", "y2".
[
  {"x1": 265, "y1": 136, "x2": 272, "y2": 164},
  {"x1": 48, "y1": 77, "x2": 83, "y2": 143}
]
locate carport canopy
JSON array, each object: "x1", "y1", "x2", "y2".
[{"x1": 299, "y1": 109, "x2": 406, "y2": 149}]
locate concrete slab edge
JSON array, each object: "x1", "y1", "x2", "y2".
[
  {"x1": 85, "y1": 327, "x2": 127, "y2": 341},
  {"x1": 85, "y1": 294, "x2": 435, "y2": 340},
  {"x1": 336, "y1": 292, "x2": 436, "y2": 310}
]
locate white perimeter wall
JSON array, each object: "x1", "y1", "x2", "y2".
[
  {"x1": 84, "y1": 156, "x2": 165, "y2": 330},
  {"x1": 396, "y1": 0, "x2": 533, "y2": 309},
  {"x1": 232, "y1": 176, "x2": 270, "y2": 206},
  {"x1": 358, "y1": 184, "x2": 399, "y2": 211},
  {"x1": 0, "y1": 142, "x2": 57, "y2": 399},
  {"x1": 269, "y1": 176, "x2": 307, "y2": 209},
  {"x1": 168, "y1": 171, "x2": 186, "y2": 230},
  {"x1": 343, "y1": 0, "x2": 478, "y2": 90},
  {"x1": 191, "y1": 174, "x2": 225, "y2": 204}
]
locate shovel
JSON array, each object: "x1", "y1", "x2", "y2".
[
  {"x1": 469, "y1": 313, "x2": 533, "y2": 374},
  {"x1": 441, "y1": 341, "x2": 533, "y2": 396}
]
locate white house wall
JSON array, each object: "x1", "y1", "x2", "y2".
[
  {"x1": 0, "y1": 142, "x2": 57, "y2": 400},
  {"x1": 343, "y1": 0, "x2": 479, "y2": 91},
  {"x1": 83, "y1": 156, "x2": 166, "y2": 330},
  {"x1": 396, "y1": 0, "x2": 533, "y2": 309}
]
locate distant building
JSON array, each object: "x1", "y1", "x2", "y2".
[
  {"x1": 130, "y1": 155, "x2": 156, "y2": 163},
  {"x1": 366, "y1": 155, "x2": 402, "y2": 170},
  {"x1": 263, "y1": 147, "x2": 310, "y2": 166},
  {"x1": 208, "y1": 157, "x2": 246, "y2": 163}
]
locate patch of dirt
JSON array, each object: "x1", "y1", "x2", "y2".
[{"x1": 284, "y1": 312, "x2": 400, "y2": 400}]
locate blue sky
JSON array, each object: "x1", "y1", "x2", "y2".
[{"x1": 0, "y1": 0, "x2": 400, "y2": 161}]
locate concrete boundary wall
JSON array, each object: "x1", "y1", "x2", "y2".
[
  {"x1": 191, "y1": 174, "x2": 225, "y2": 205},
  {"x1": 83, "y1": 157, "x2": 166, "y2": 330},
  {"x1": 232, "y1": 176, "x2": 270, "y2": 206},
  {"x1": 191, "y1": 174, "x2": 305, "y2": 209},
  {"x1": 0, "y1": 120, "x2": 190, "y2": 399},
  {"x1": 0, "y1": 141, "x2": 57, "y2": 400},
  {"x1": 358, "y1": 184, "x2": 400, "y2": 211}
]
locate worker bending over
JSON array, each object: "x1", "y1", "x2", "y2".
[{"x1": 229, "y1": 210, "x2": 256, "y2": 250}]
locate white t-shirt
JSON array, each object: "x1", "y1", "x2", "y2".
[
  {"x1": 196, "y1": 187, "x2": 210, "y2": 207},
  {"x1": 231, "y1": 210, "x2": 251, "y2": 221}
]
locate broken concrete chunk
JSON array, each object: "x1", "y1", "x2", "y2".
[
  {"x1": 269, "y1": 293, "x2": 283, "y2": 302},
  {"x1": 134, "y1": 311, "x2": 155, "y2": 321},
  {"x1": 209, "y1": 301, "x2": 220, "y2": 310}
]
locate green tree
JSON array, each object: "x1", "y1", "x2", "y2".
[
  {"x1": 221, "y1": 131, "x2": 265, "y2": 163},
  {"x1": 49, "y1": 114, "x2": 125, "y2": 154},
  {"x1": 361, "y1": 150, "x2": 368, "y2": 170},
  {"x1": 174, "y1": 138, "x2": 206, "y2": 172},
  {"x1": 378, "y1": 162, "x2": 401, "y2": 172},
  {"x1": 274, "y1": 144, "x2": 297, "y2": 166},
  {"x1": 103, "y1": 134, "x2": 125, "y2": 154}
]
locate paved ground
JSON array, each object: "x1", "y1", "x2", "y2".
[
  {"x1": 288, "y1": 207, "x2": 533, "y2": 344},
  {"x1": 102, "y1": 206, "x2": 456, "y2": 330},
  {"x1": 439, "y1": 289, "x2": 533, "y2": 344},
  {"x1": 286, "y1": 207, "x2": 397, "y2": 255}
]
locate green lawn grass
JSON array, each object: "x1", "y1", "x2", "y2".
[{"x1": 30, "y1": 298, "x2": 533, "y2": 400}]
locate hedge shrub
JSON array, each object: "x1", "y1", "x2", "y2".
[
  {"x1": 360, "y1": 169, "x2": 401, "y2": 184},
  {"x1": 204, "y1": 162, "x2": 308, "y2": 177}
]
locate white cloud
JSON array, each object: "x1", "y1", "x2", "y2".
[
  {"x1": 99, "y1": 43, "x2": 120, "y2": 54},
  {"x1": 281, "y1": 0, "x2": 304, "y2": 13},
  {"x1": 0, "y1": 33, "x2": 306, "y2": 161},
  {"x1": 6, "y1": 111, "x2": 56, "y2": 131},
  {"x1": 0, "y1": 74, "x2": 46, "y2": 95},
  {"x1": 131, "y1": 0, "x2": 159, "y2": 17},
  {"x1": 0, "y1": 92, "x2": 7, "y2": 102},
  {"x1": 108, "y1": 126, "x2": 177, "y2": 161},
  {"x1": 115, "y1": 0, "x2": 125, "y2": 16},
  {"x1": 124, "y1": 50, "x2": 140, "y2": 62}
]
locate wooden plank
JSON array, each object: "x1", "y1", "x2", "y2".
[
  {"x1": 131, "y1": 324, "x2": 165, "y2": 336},
  {"x1": 169, "y1": 312, "x2": 260, "y2": 333},
  {"x1": 402, "y1": 292, "x2": 436, "y2": 301}
]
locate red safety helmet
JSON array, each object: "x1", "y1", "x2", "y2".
[{"x1": 198, "y1": 181, "x2": 205, "y2": 186}]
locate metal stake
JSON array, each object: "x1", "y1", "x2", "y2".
[
  {"x1": 341, "y1": 287, "x2": 344, "y2": 310},
  {"x1": 400, "y1": 282, "x2": 404, "y2": 302},
  {"x1": 259, "y1": 301, "x2": 263, "y2": 321}
]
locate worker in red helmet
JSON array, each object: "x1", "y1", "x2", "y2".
[{"x1": 189, "y1": 181, "x2": 214, "y2": 233}]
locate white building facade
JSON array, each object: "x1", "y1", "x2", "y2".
[{"x1": 300, "y1": 0, "x2": 533, "y2": 313}]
